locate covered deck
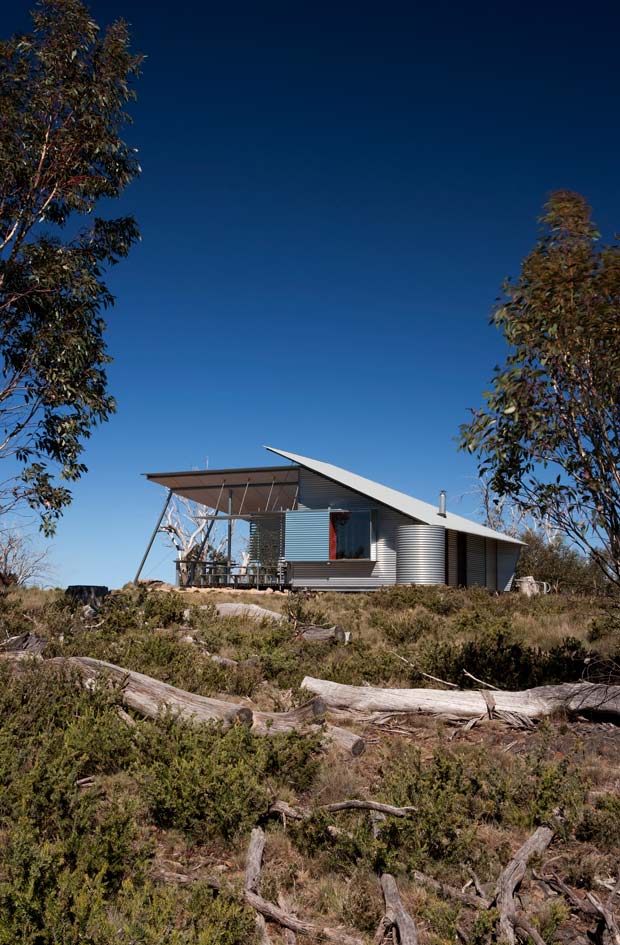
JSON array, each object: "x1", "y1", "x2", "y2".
[{"x1": 136, "y1": 464, "x2": 300, "y2": 588}]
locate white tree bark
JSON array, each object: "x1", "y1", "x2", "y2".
[{"x1": 301, "y1": 676, "x2": 620, "y2": 721}]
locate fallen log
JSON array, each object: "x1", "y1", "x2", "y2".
[
  {"x1": 324, "y1": 722, "x2": 365, "y2": 756},
  {"x1": 245, "y1": 828, "x2": 274, "y2": 945},
  {"x1": 252, "y1": 698, "x2": 327, "y2": 735},
  {"x1": 51, "y1": 657, "x2": 364, "y2": 754},
  {"x1": 209, "y1": 653, "x2": 260, "y2": 670},
  {"x1": 59, "y1": 657, "x2": 252, "y2": 728},
  {"x1": 296, "y1": 624, "x2": 350, "y2": 643},
  {"x1": 301, "y1": 676, "x2": 620, "y2": 722},
  {"x1": 215, "y1": 603, "x2": 286, "y2": 622},
  {"x1": 377, "y1": 873, "x2": 418, "y2": 945},
  {"x1": 494, "y1": 816, "x2": 561, "y2": 945}
]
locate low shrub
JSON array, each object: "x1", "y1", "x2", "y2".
[
  {"x1": 577, "y1": 793, "x2": 620, "y2": 852},
  {"x1": 138, "y1": 719, "x2": 321, "y2": 842}
]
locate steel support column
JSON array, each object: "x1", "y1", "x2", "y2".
[{"x1": 134, "y1": 489, "x2": 172, "y2": 584}]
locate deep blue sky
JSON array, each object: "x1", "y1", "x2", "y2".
[{"x1": 5, "y1": 1, "x2": 620, "y2": 586}]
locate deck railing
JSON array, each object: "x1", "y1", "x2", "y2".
[{"x1": 176, "y1": 559, "x2": 287, "y2": 589}]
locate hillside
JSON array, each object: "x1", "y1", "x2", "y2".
[{"x1": 0, "y1": 584, "x2": 619, "y2": 944}]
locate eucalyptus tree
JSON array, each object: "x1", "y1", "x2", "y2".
[
  {"x1": 0, "y1": 0, "x2": 142, "y2": 533},
  {"x1": 460, "y1": 192, "x2": 620, "y2": 587}
]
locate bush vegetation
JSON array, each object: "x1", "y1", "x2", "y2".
[{"x1": 0, "y1": 583, "x2": 618, "y2": 943}]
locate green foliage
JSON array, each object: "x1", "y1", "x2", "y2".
[
  {"x1": 516, "y1": 530, "x2": 607, "y2": 595},
  {"x1": 339, "y1": 867, "x2": 383, "y2": 932},
  {"x1": 138, "y1": 718, "x2": 320, "y2": 842},
  {"x1": 0, "y1": 0, "x2": 142, "y2": 531},
  {"x1": 419, "y1": 625, "x2": 589, "y2": 690},
  {"x1": 587, "y1": 606, "x2": 620, "y2": 642},
  {"x1": 577, "y1": 793, "x2": 620, "y2": 851},
  {"x1": 143, "y1": 591, "x2": 188, "y2": 628},
  {"x1": 459, "y1": 191, "x2": 620, "y2": 587},
  {"x1": 289, "y1": 738, "x2": 584, "y2": 886},
  {"x1": 376, "y1": 740, "x2": 583, "y2": 874}
]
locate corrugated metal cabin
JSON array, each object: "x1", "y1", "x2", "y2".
[{"x1": 142, "y1": 446, "x2": 524, "y2": 592}]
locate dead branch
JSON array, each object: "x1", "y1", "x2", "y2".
[
  {"x1": 244, "y1": 828, "x2": 274, "y2": 945},
  {"x1": 205, "y1": 873, "x2": 365, "y2": 945},
  {"x1": 411, "y1": 871, "x2": 490, "y2": 910},
  {"x1": 463, "y1": 668, "x2": 502, "y2": 689},
  {"x1": 494, "y1": 817, "x2": 562, "y2": 945},
  {"x1": 534, "y1": 872, "x2": 600, "y2": 918},
  {"x1": 512, "y1": 913, "x2": 546, "y2": 945},
  {"x1": 586, "y1": 893, "x2": 620, "y2": 945},
  {"x1": 301, "y1": 676, "x2": 620, "y2": 722},
  {"x1": 377, "y1": 873, "x2": 418, "y2": 945},
  {"x1": 324, "y1": 799, "x2": 416, "y2": 817},
  {"x1": 388, "y1": 650, "x2": 458, "y2": 688},
  {"x1": 269, "y1": 798, "x2": 416, "y2": 822}
]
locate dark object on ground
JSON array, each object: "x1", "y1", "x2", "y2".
[{"x1": 66, "y1": 585, "x2": 109, "y2": 607}]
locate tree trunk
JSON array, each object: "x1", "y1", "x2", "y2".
[{"x1": 301, "y1": 676, "x2": 620, "y2": 722}]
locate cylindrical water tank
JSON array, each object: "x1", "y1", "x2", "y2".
[{"x1": 396, "y1": 523, "x2": 446, "y2": 585}]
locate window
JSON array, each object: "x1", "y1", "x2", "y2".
[{"x1": 329, "y1": 510, "x2": 373, "y2": 559}]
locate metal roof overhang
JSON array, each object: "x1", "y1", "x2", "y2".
[
  {"x1": 143, "y1": 465, "x2": 299, "y2": 515},
  {"x1": 264, "y1": 446, "x2": 525, "y2": 546}
]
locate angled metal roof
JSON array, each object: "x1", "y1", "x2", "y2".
[
  {"x1": 264, "y1": 446, "x2": 525, "y2": 546},
  {"x1": 144, "y1": 465, "x2": 299, "y2": 515}
]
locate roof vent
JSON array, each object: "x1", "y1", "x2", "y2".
[{"x1": 438, "y1": 490, "x2": 447, "y2": 517}]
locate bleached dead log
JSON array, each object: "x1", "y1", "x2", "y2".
[
  {"x1": 60, "y1": 656, "x2": 253, "y2": 727},
  {"x1": 296, "y1": 624, "x2": 350, "y2": 643},
  {"x1": 586, "y1": 893, "x2": 620, "y2": 945},
  {"x1": 245, "y1": 828, "x2": 274, "y2": 945},
  {"x1": 324, "y1": 722, "x2": 365, "y2": 756},
  {"x1": 52, "y1": 657, "x2": 364, "y2": 754},
  {"x1": 252, "y1": 698, "x2": 327, "y2": 735},
  {"x1": 377, "y1": 873, "x2": 418, "y2": 945},
  {"x1": 277, "y1": 893, "x2": 297, "y2": 944},
  {"x1": 206, "y1": 873, "x2": 365, "y2": 945},
  {"x1": 301, "y1": 676, "x2": 620, "y2": 722},
  {"x1": 215, "y1": 602, "x2": 286, "y2": 622},
  {"x1": 494, "y1": 818, "x2": 561, "y2": 945}
]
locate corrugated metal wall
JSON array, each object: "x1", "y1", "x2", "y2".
[
  {"x1": 396, "y1": 523, "x2": 446, "y2": 584},
  {"x1": 447, "y1": 530, "x2": 458, "y2": 586},
  {"x1": 284, "y1": 509, "x2": 330, "y2": 561},
  {"x1": 497, "y1": 542, "x2": 520, "y2": 591},
  {"x1": 287, "y1": 469, "x2": 519, "y2": 592},
  {"x1": 297, "y1": 469, "x2": 372, "y2": 511},
  {"x1": 466, "y1": 535, "x2": 486, "y2": 587},
  {"x1": 485, "y1": 538, "x2": 497, "y2": 591},
  {"x1": 288, "y1": 471, "x2": 405, "y2": 589}
]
